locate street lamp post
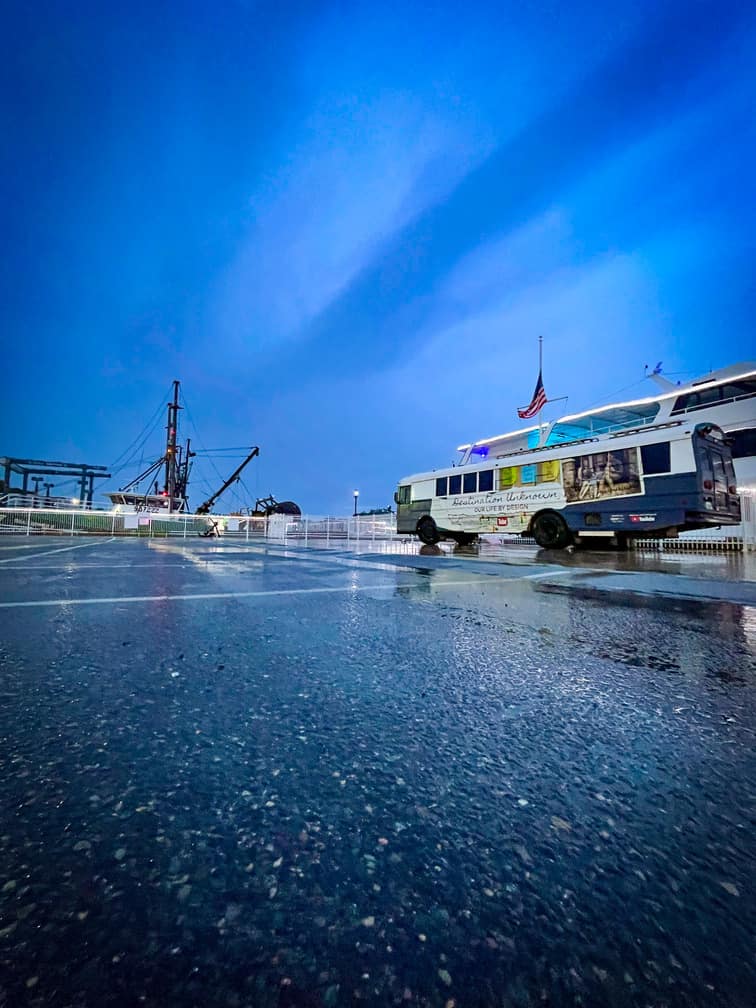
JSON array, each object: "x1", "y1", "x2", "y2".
[{"x1": 353, "y1": 490, "x2": 359, "y2": 516}]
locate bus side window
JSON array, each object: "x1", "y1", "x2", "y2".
[
  {"x1": 435, "y1": 476, "x2": 448, "y2": 496},
  {"x1": 398, "y1": 485, "x2": 411, "y2": 505},
  {"x1": 478, "y1": 469, "x2": 494, "y2": 492},
  {"x1": 463, "y1": 472, "x2": 477, "y2": 493},
  {"x1": 640, "y1": 442, "x2": 671, "y2": 474},
  {"x1": 449, "y1": 474, "x2": 462, "y2": 495}
]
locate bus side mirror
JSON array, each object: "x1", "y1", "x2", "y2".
[{"x1": 393, "y1": 491, "x2": 399, "y2": 505}]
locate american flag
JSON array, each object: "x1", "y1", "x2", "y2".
[{"x1": 517, "y1": 371, "x2": 547, "y2": 419}]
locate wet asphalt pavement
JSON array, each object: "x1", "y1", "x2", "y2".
[{"x1": 0, "y1": 536, "x2": 755, "y2": 1008}]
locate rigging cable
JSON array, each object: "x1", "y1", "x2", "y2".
[
  {"x1": 180, "y1": 392, "x2": 227, "y2": 489},
  {"x1": 237, "y1": 475, "x2": 255, "y2": 503},
  {"x1": 100, "y1": 383, "x2": 173, "y2": 488},
  {"x1": 108, "y1": 384, "x2": 172, "y2": 469},
  {"x1": 580, "y1": 376, "x2": 651, "y2": 412},
  {"x1": 181, "y1": 390, "x2": 260, "y2": 511}
]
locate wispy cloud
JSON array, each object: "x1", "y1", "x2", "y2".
[
  {"x1": 243, "y1": 2, "x2": 750, "y2": 395},
  {"x1": 209, "y1": 92, "x2": 496, "y2": 356}
]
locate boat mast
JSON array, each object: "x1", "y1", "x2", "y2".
[
  {"x1": 175, "y1": 437, "x2": 192, "y2": 507},
  {"x1": 164, "y1": 380, "x2": 181, "y2": 513}
]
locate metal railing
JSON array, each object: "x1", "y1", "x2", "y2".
[
  {"x1": 222, "y1": 514, "x2": 401, "y2": 544},
  {"x1": 0, "y1": 493, "x2": 101, "y2": 511},
  {"x1": 0, "y1": 507, "x2": 213, "y2": 538},
  {"x1": 634, "y1": 490, "x2": 755, "y2": 552},
  {"x1": 634, "y1": 536, "x2": 748, "y2": 553},
  {"x1": 2, "y1": 502, "x2": 753, "y2": 553},
  {"x1": 0, "y1": 509, "x2": 401, "y2": 543}
]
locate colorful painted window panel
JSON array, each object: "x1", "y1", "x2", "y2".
[
  {"x1": 498, "y1": 466, "x2": 518, "y2": 489},
  {"x1": 538, "y1": 460, "x2": 561, "y2": 483},
  {"x1": 520, "y1": 464, "x2": 537, "y2": 485}
]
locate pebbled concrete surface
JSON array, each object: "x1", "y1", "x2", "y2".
[{"x1": 0, "y1": 536, "x2": 754, "y2": 1007}]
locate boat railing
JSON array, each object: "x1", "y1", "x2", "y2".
[
  {"x1": 670, "y1": 386, "x2": 756, "y2": 417},
  {"x1": 551, "y1": 413, "x2": 660, "y2": 440},
  {"x1": 0, "y1": 493, "x2": 104, "y2": 511}
]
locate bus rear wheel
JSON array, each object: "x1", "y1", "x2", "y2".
[
  {"x1": 417, "y1": 516, "x2": 441, "y2": 545},
  {"x1": 532, "y1": 511, "x2": 572, "y2": 549},
  {"x1": 450, "y1": 532, "x2": 477, "y2": 547}
]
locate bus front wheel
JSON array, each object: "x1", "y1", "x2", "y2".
[
  {"x1": 531, "y1": 512, "x2": 572, "y2": 549},
  {"x1": 417, "y1": 516, "x2": 441, "y2": 545}
]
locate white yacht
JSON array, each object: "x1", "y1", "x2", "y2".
[{"x1": 458, "y1": 362, "x2": 756, "y2": 491}]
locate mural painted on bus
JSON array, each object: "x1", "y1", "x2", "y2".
[{"x1": 562, "y1": 447, "x2": 642, "y2": 503}]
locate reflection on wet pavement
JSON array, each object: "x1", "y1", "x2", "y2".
[{"x1": 0, "y1": 537, "x2": 754, "y2": 1007}]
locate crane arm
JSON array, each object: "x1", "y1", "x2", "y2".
[{"x1": 195, "y1": 447, "x2": 260, "y2": 514}]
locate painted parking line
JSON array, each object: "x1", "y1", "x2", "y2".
[
  {"x1": 0, "y1": 563, "x2": 199, "y2": 570},
  {"x1": 0, "y1": 539, "x2": 115, "y2": 564},
  {"x1": 0, "y1": 577, "x2": 501, "y2": 609},
  {"x1": 520, "y1": 569, "x2": 585, "y2": 580},
  {"x1": 0, "y1": 542, "x2": 68, "y2": 552}
]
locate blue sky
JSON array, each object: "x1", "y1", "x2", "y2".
[{"x1": 2, "y1": 1, "x2": 755, "y2": 513}]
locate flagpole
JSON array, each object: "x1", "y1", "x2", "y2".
[{"x1": 537, "y1": 336, "x2": 545, "y2": 443}]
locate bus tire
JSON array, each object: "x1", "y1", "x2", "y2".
[
  {"x1": 417, "y1": 516, "x2": 441, "y2": 545},
  {"x1": 531, "y1": 511, "x2": 572, "y2": 549}
]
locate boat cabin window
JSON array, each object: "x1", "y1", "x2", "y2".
[
  {"x1": 729, "y1": 427, "x2": 756, "y2": 459},
  {"x1": 548, "y1": 400, "x2": 660, "y2": 439},
  {"x1": 671, "y1": 378, "x2": 756, "y2": 414},
  {"x1": 721, "y1": 379, "x2": 756, "y2": 399}
]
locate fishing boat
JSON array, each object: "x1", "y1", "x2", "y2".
[
  {"x1": 107, "y1": 381, "x2": 192, "y2": 515},
  {"x1": 107, "y1": 380, "x2": 260, "y2": 518}
]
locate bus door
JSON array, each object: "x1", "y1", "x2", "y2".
[{"x1": 394, "y1": 484, "x2": 413, "y2": 533}]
